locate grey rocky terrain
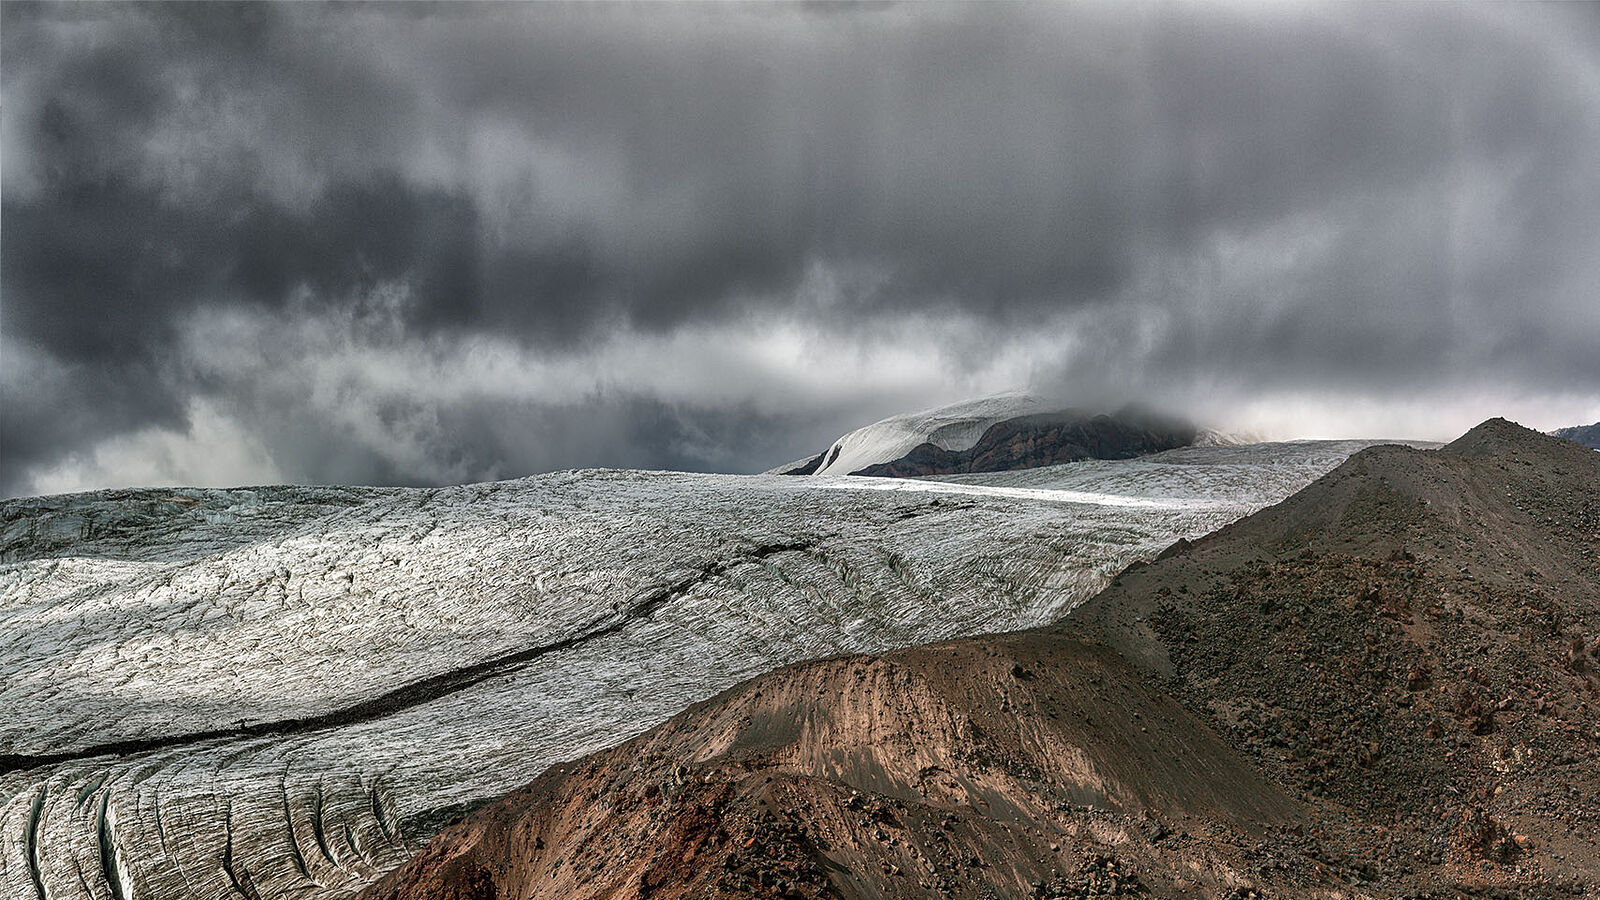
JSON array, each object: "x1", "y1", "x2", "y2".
[{"x1": 1553, "y1": 422, "x2": 1600, "y2": 450}]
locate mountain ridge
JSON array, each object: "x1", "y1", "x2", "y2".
[
  {"x1": 851, "y1": 409, "x2": 1196, "y2": 478},
  {"x1": 1552, "y1": 421, "x2": 1600, "y2": 450},
  {"x1": 772, "y1": 395, "x2": 1199, "y2": 478}
]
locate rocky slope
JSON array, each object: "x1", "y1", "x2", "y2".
[
  {"x1": 1553, "y1": 422, "x2": 1600, "y2": 450},
  {"x1": 361, "y1": 420, "x2": 1600, "y2": 900},
  {"x1": 362, "y1": 632, "x2": 1300, "y2": 900},
  {"x1": 0, "y1": 442, "x2": 1377, "y2": 900},
  {"x1": 1072, "y1": 417, "x2": 1600, "y2": 895}
]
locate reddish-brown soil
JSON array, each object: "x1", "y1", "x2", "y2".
[{"x1": 361, "y1": 418, "x2": 1600, "y2": 900}]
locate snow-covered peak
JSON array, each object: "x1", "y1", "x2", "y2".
[
  {"x1": 1190, "y1": 427, "x2": 1267, "y2": 447},
  {"x1": 810, "y1": 393, "x2": 1049, "y2": 476}
]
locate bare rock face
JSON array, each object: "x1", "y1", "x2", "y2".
[
  {"x1": 1552, "y1": 421, "x2": 1600, "y2": 450},
  {"x1": 363, "y1": 420, "x2": 1600, "y2": 900},
  {"x1": 775, "y1": 395, "x2": 1198, "y2": 479},
  {"x1": 851, "y1": 409, "x2": 1197, "y2": 478},
  {"x1": 779, "y1": 454, "x2": 827, "y2": 475}
]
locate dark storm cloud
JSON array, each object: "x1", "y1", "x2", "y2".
[{"x1": 3, "y1": 2, "x2": 1598, "y2": 496}]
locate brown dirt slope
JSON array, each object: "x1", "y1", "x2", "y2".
[
  {"x1": 362, "y1": 418, "x2": 1600, "y2": 900},
  {"x1": 361, "y1": 633, "x2": 1301, "y2": 900}
]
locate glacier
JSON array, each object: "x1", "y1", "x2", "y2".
[{"x1": 0, "y1": 440, "x2": 1404, "y2": 900}]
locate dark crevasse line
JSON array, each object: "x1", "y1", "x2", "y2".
[
  {"x1": 76, "y1": 771, "x2": 107, "y2": 807},
  {"x1": 221, "y1": 799, "x2": 263, "y2": 900},
  {"x1": 154, "y1": 790, "x2": 172, "y2": 858},
  {"x1": 343, "y1": 821, "x2": 369, "y2": 870},
  {"x1": 309, "y1": 778, "x2": 338, "y2": 870},
  {"x1": 0, "y1": 541, "x2": 814, "y2": 776},
  {"x1": 280, "y1": 769, "x2": 312, "y2": 880},
  {"x1": 369, "y1": 774, "x2": 399, "y2": 848},
  {"x1": 72, "y1": 854, "x2": 96, "y2": 900},
  {"x1": 25, "y1": 786, "x2": 47, "y2": 900},
  {"x1": 96, "y1": 788, "x2": 128, "y2": 900}
]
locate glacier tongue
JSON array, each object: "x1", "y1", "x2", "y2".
[{"x1": 0, "y1": 440, "x2": 1396, "y2": 900}]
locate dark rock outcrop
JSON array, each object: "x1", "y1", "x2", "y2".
[
  {"x1": 777, "y1": 453, "x2": 827, "y2": 476},
  {"x1": 851, "y1": 409, "x2": 1196, "y2": 478},
  {"x1": 1552, "y1": 421, "x2": 1600, "y2": 450}
]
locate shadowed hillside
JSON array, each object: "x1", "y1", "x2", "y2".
[
  {"x1": 1554, "y1": 422, "x2": 1600, "y2": 450},
  {"x1": 850, "y1": 410, "x2": 1196, "y2": 478}
]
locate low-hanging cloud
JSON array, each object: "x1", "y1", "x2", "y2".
[{"x1": 4, "y1": 2, "x2": 1598, "y2": 497}]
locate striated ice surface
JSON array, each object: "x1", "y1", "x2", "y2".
[{"x1": 0, "y1": 441, "x2": 1401, "y2": 900}]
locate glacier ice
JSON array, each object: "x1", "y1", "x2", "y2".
[{"x1": 0, "y1": 440, "x2": 1404, "y2": 900}]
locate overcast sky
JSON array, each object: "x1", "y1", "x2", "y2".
[{"x1": 4, "y1": 2, "x2": 1599, "y2": 497}]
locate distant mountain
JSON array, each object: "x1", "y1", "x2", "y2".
[
  {"x1": 853, "y1": 408, "x2": 1196, "y2": 477},
  {"x1": 771, "y1": 393, "x2": 1048, "y2": 475},
  {"x1": 776, "y1": 394, "x2": 1197, "y2": 477},
  {"x1": 1551, "y1": 421, "x2": 1600, "y2": 449}
]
